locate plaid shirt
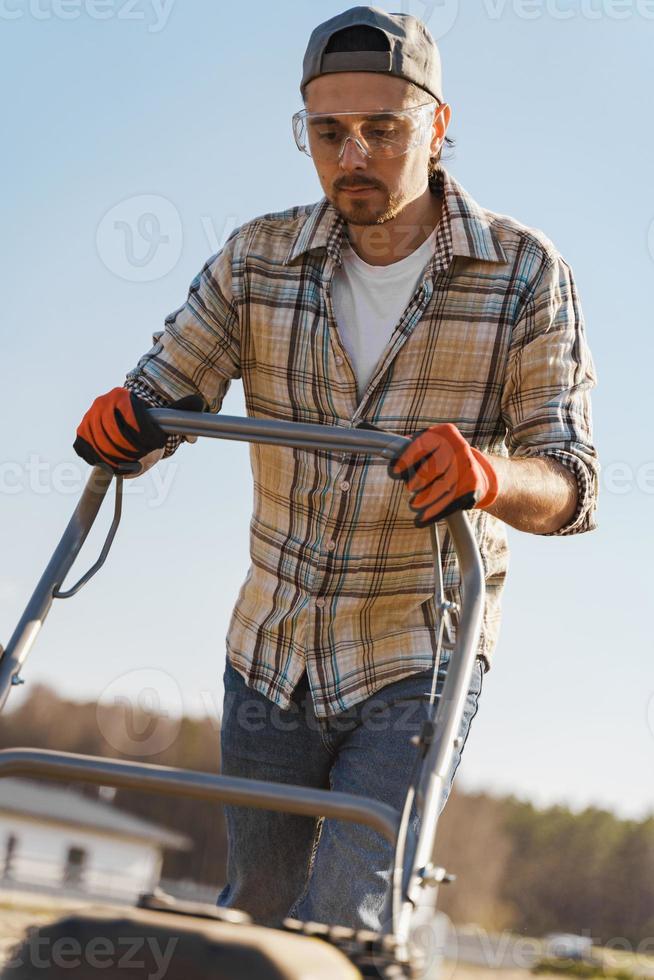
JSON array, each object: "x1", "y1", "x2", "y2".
[{"x1": 125, "y1": 168, "x2": 598, "y2": 717}]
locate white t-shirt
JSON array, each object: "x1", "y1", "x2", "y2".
[{"x1": 331, "y1": 225, "x2": 438, "y2": 399}]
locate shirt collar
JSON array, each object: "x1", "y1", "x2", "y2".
[{"x1": 283, "y1": 167, "x2": 507, "y2": 268}]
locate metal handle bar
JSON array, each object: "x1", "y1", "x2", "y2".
[
  {"x1": 52, "y1": 476, "x2": 124, "y2": 599},
  {"x1": 0, "y1": 466, "x2": 114, "y2": 710},
  {"x1": 150, "y1": 409, "x2": 411, "y2": 460},
  {"x1": 0, "y1": 748, "x2": 400, "y2": 846}
]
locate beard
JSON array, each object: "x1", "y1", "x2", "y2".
[{"x1": 329, "y1": 178, "x2": 403, "y2": 226}]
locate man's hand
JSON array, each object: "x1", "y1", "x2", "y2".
[
  {"x1": 74, "y1": 387, "x2": 204, "y2": 475},
  {"x1": 389, "y1": 423, "x2": 499, "y2": 527}
]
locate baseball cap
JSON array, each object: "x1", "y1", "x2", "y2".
[{"x1": 301, "y1": 6, "x2": 443, "y2": 103}]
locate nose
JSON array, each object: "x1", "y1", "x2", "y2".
[{"x1": 338, "y1": 135, "x2": 369, "y2": 170}]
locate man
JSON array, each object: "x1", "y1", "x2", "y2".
[{"x1": 74, "y1": 7, "x2": 598, "y2": 934}]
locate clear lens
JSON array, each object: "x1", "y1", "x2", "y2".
[{"x1": 292, "y1": 103, "x2": 436, "y2": 161}]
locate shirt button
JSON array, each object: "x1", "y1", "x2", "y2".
[
  {"x1": 315, "y1": 597, "x2": 326, "y2": 608},
  {"x1": 326, "y1": 539, "x2": 336, "y2": 552},
  {"x1": 339, "y1": 480, "x2": 351, "y2": 493},
  {"x1": 335, "y1": 355, "x2": 344, "y2": 366}
]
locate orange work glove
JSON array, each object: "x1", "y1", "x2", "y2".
[
  {"x1": 388, "y1": 423, "x2": 499, "y2": 527},
  {"x1": 74, "y1": 387, "x2": 203, "y2": 474}
]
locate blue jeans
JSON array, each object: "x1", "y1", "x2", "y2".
[{"x1": 217, "y1": 654, "x2": 484, "y2": 932}]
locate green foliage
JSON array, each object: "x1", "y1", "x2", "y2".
[
  {"x1": 497, "y1": 800, "x2": 654, "y2": 947},
  {"x1": 434, "y1": 783, "x2": 654, "y2": 948},
  {"x1": 532, "y1": 958, "x2": 639, "y2": 979},
  {"x1": 532, "y1": 958, "x2": 603, "y2": 977}
]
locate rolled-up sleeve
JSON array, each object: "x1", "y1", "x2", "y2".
[
  {"x1": 501, "y1": 252, "x2": 599, "y2": 536},
  {"x1": 125, "y1": 234, "x2": 241, "y2": 414}
]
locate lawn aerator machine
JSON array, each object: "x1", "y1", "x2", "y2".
[{"x1": 0, "y1": 410, "x2": 485, "y2": 979}]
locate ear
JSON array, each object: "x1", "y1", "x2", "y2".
[{"x1": 430, "y1": 102, "x2": 452, "y2": 155}]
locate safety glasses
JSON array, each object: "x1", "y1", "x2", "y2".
[{"x1": 292, "y1": 102, "x2": 438, "y2": 162}]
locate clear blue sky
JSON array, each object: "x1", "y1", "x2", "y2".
[{"x1": 1, "y1": 1, "x2": 653, "y2": 819}]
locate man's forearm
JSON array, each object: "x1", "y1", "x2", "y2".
[{"x1": 484, "y1": 456, "x2": 578, "y2": 534}]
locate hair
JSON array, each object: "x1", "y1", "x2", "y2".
[{"x1": 319, "y1": 25, "x2": 455, "y2": 178}]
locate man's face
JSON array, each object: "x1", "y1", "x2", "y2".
[{"x1": 303, "y1": 73, "x2": 449, "y2": 225}]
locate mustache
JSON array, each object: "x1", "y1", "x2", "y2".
[{"x1": 333, "y1": 177, "x2": 386, "y2": 191}]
